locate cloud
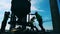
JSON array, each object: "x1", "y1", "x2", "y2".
[
  {"x1": 31, "y1": 0, "x2": 43, "y2": 5},
  {"x1": 0, "y1": 0, "x2": 11, "y2": 11},
  {"x1": 31, "y1": 0, "x2": 44, "y2": 12},
  {"x1": 31, "y1": 0, "x2": 36, "y2": 5},
  {"x1": 31, "y1": 6, "x2": 44, "y2": 12}
]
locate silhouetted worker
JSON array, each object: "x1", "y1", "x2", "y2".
[
  {"x1": 29, "y1": 17, "x2": 35, "y2": 31},
  {"x1": 11, "y1": 0, "x2": 31, "y2": 30},
  {"x1": 9, "y1": 13, "x2": 16, "y2": 30},
  {"x1": 29, "y1": 17, "x2": 38, "y2": 31},
  {"x1": 1, "y1": 12, "x2": 10, "y2": 33},
  {"x1": 35, "y1": 12, "x2": 45, "y2": 32}
]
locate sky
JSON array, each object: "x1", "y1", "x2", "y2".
[
  {"x1": 0, "y1": 0, "x2": 60, "y2": 30},
  {"x1": 57, "y1": 0, "x2": 60, "y2": 13}
]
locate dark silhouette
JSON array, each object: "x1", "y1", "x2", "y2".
[
  {"x1": 29, "y1": 17, "x2": 35, "y2": 31},
  {"x1": 11, "y1": 0, "x2": 31, "y2": 17},
  {"x1": 28, "y1": 17, "x2": 38, "y2": 31},
  {"x1": 10, "y1": 0, "x2": 31, "y2": 30},
  {"x1": 50, "y1": 0, "x2": 60, "y2": 32},
  {"x1": 1, "y1": 12, "x2": 10, "y2": 33},
  {"x1": 35, "y1": 12, "x2": 45, "y2": 32},
  {"x1": 9, "y1": 13, "x2": 16, "y2": 30}
]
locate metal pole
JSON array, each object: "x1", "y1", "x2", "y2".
[{"x1": 50, "y1": 0, "x2": 60, "y2": 32}]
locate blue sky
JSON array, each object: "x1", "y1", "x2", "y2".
[
  {"x1": 57, "y1": 0, "x2": 60, "y2": 13},
  {"x1": 0, "y1": 0, "x2": 60, "y2": 30},
  {"x1": 31, "y1": 0, "x2": 53, "y2": 30}
]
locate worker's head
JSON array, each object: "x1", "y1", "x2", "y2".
[
  {"x1": 35, "y1": 12, "x2": 38, "y2": 15},
  {"x1": 31, "y1": 17, "x2": 36, "y2": 21},
  {"x1": 5, "y1": 12, "x2": 10, "y2": 18},
  {"x1": 5, "y1": 12, "x2": 10, "y2": 15}
]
